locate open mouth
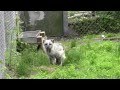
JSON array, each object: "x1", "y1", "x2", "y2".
[{"x1": 46, "y1": 47, "x2": 51, "y2": 52}]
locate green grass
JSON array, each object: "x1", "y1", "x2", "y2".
[
  {"x1": 16, "y1": 47, "x2": 49, "y2": 77},
  {"x1": 29, "y1": 40, "x2": 120, "y2": 79},
  {"x1": 6, "y1": 33, "x2": 120, "y2": 79},
  {"x1": 5, "y1": 44, "x2": 49, "y2": 78}
]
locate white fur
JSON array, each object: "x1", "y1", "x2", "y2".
[{"x1": 43, "y1": 40, "x2": 66, "y2": 66}]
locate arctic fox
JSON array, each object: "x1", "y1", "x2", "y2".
[{"x1": 43, "y1": 39, "x2": 66, "y2": 66}]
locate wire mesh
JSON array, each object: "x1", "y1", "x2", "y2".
[
  {"x1": 68, "y1": 11, "x2": 120, "y2": 36},
  {"x1": 0, "y1": 11, "x2": 17, "y2": 78},
  {"x1": 0, "y1": 11, "x2": 6, "y2": 78}
]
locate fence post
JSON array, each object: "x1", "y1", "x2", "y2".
[
  {"x1": 0, "y1": 11, "x2": 6, "y2": 79},
  {"x1": 63, "y1": 11, "x2": 68, "y2": 36}
]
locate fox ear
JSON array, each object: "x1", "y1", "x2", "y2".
[{"x1": 51, "y1": 39, "x2": 54, "y2": 43}]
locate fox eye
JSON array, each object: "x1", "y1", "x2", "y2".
[
  {"x1": 44, "y1": 43, "x2": 47, "y2": 45},
  {"x1": 49, "y1": 43, "x2": 52, "y2": 45}
]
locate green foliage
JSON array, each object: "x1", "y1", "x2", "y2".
[
  {"x1": 6, "y1": 40, "x2": 49, "y2": 78},
  {"x1": 16, "y1": 40, "x2": 32, "y2": 52},
  {"x1": 16, "y1": 46, "x2": 49, "y2": 77},
  {"x1": 68, "y1": 11, "x2": 120, "y2": 36},
  {"x1": 105, "y1": 33, "x2": 116, "y2": 38},
  {"x1": 30, "y1": 40, "x2": 120, "y2": 79},
  {"x1": 16, "y1": 61, "x2": 32, "y2": 77},
  {"x1": 70, "y1": 39, "x2": 77, "y2": 48},
  {"x1": 68, "y1": 11, "x2": 78, "y2": 17},
  {"x1": 6, "y1": 34, "x2": 120, "y2": 79},
  {"x1": 6, "y1": 11, "x2": 120, "y2": 78}
]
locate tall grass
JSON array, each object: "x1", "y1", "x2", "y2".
[
  {"x1": 16, "y1": 45, "x2": 49, "y2": 77},
  {"x1": 6, "y1": 33, "x2": 120, "y2": 78},
  {"x1": 70, "y1": 39, "x2": 77, "y2": 48},
  {"x1": 30, "y1": 41, "x2": 120, "y2": 79}
]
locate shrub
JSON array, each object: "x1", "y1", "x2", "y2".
[{"x1": 68, "y1": 12, "x2": 120, "y2": 36}]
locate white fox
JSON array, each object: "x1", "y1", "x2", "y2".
[{"x1": 43, "y1": 39, "x2": 66, "y2": 66}]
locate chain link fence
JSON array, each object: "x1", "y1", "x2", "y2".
[
  {"x1": 68, "y1": 11, "x2": 120, "y2": 37},
  {"x1": 4, "y1": 11, "x2": 16, "y2": 50},
  {"x1": 0, "y1": 11, "x2": 6, "y2": 78},
  {"x1": 0, "y1": 11, "x2": 17, "y2": 78}
]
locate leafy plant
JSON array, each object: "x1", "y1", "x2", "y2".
[
  {"x1": 70, "y1": 39, "x2": 77, "y2": 48},
  {"x1": 68, "y1": 11, "x2": 120, "y2": 36}
]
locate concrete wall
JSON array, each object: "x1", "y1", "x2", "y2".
[{"x1": 20, "y1": 11, "x2": 68, "y2": 37}]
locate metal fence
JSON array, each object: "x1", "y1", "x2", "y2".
[
  {"x1": 0, "y1": 11, "x2": 17, "y2": 78},
  {"x1": 0, "y1": 11, "x2": 6, "y2": 78},
  {"x1": 4, "y1": 11, "x2": 16, "y2": 50},
  {"x1": 68, "y1": 11, "x2": 120, "y2": 37}
]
